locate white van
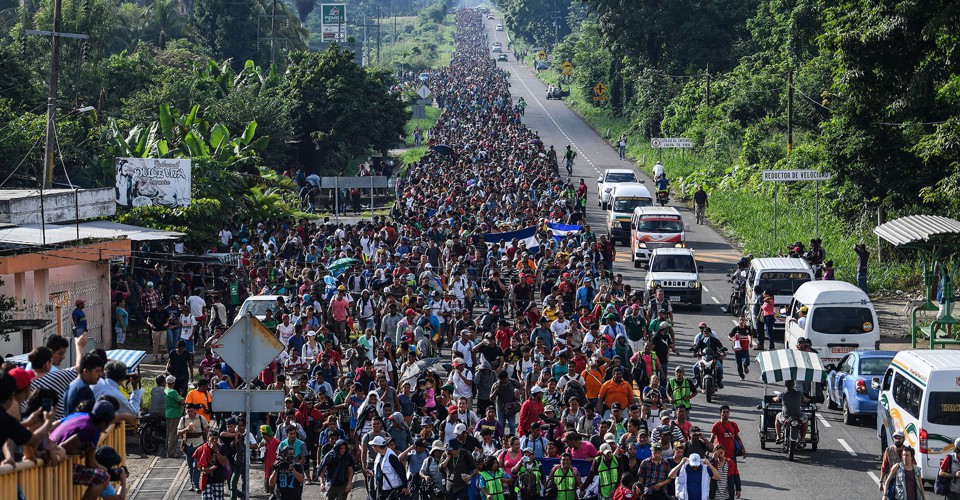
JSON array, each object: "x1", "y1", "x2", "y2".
[
  {"x1": 606, "y1": 183, "x2": 652, "y2": 245},
  {"x1": 745, "y1": 258, "x2": 814, "y2": 330},
  {"x1": 785, "y1": 281, "x2": 880, "y2": 365},
  {"x1": 876, "y1": 350, "x2": 960, "y2": 480},
  {"x1": 630, "y1": 206, "x2": 689, "y2": 267}
]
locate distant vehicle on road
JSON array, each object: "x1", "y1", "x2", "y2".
[
  {"x1": 643, "y1": 248, "x2": 703, "y2": 309},
  {"x1": 495, "y1": 24, "x2": 503, "y2": 31},
  {"x1": 234, "y1": 295, "x2": 288, "y2": 324},
  {"x1": 597, "y1": 168, "x2": 639, "y2": 210},
  {"x1": 825, "y1": 350, "x2": 895, "y2": 424},
  {"x1": 418, "y1": 72, "x2": 430, "y2": 82},
  {"x1": 492, "y1": 42, "x2": 502, "y2": 53},
  {"x1": 487, "y1": 14, "x2": 495, "y2": 20},
  {"x1": 497, "y1": 53, "x2": 508, "y2": 62}
]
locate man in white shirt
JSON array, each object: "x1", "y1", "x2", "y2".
[
  {"x1": 452, "y1": 330, "x2": 475, "y2": 370},
  {"x1": 276, "y1": 315, "x2": 296, "y2": 348},
  {"x1": 219, "y1": 228, "x2": 232, "y2": 247},
  {"x1": 447, "y1": 358, "x2": 474, "y2": 410},
  {"x1": 369, "y1": 436, "x2": 409, "y2": 499},
  {"x1": 551, "y1": 310, "x2": 573, "y2": 345}
]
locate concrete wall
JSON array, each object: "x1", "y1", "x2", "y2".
[{"x1": 0, "y1": 188, "x2": 115, "y2": 225}]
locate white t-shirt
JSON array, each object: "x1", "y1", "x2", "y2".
[
  {"x1": 452, "y1": 340, "x2": 475, "y2": 367},
  {"x1": 277, "y1": 323, "x2": 296, "y2": 347},
  {"x1": 653, "y1": 163, "x2": 665, "y2": 178},
  {"x1": 373, "y1": 357, "x2": 393, "y2": 382},
  {"x1": 551, "y1": 319, "x2": 572, "y2": 338},
  {"x1": 180, "y1": 314, "x2": 196, "y2": 340},
  {"x1": 187, "y1": 295, "x2": 206, "y2": 317},
  {"x1": 447, "y1": 369, "x2": 473, "y2": 398},
  {"x1": 219, "y1": 229, "x2": 232, "y2": 246}
]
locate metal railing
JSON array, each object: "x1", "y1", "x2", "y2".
[{"x1": 0, "y1": 422, "x2": 126, "y2": 499}]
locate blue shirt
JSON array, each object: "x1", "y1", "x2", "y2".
[
  {"x1": 72, "y1": 307, "x2": 87, "y2": 330},
  {"x1": 64, "y1": 378, "x2": 94, "y2": 415},
  {"x1": 686, "y1": 465, "x2": 703, "y2": 499},
  {"x1": 635, "y1": 443, "x2": 652, "y2": 462}
]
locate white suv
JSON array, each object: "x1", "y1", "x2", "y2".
[{"x1": 644, "y1": 248, "x2": 703, "y2": 310}]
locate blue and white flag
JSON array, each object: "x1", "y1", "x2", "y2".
[
  {"x1": 547, "y1": 222, "x2": 582, "y2": 241},
  {"x1": 476, "y1": 226, "x2": 539, "y2": 253}
]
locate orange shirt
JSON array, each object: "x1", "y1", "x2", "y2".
[
  {"x1": 598, "y1": 379, "x2": 633, "y2": 409},
  {"x1": 582, "y1": 368, "x2": 606, "y2": 399},
  {"x1": 185, "y1": 389, "x2": 212, "y2": 421}
]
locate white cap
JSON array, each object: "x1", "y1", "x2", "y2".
[
  {"x1": 689, "y1": 453, "x2": 702, "y2": 466},
  {"x1": 369, "y1": 436, "x2": 388, "y2": 447},
  {"x1": 165, "y1": 374, "x2": 176, "y2": 384},
  {"x1": 530, "y1": 386, "x2": 543, "y2": 394},
  {"x1": 454, "y1": 423, "x2": 467, "y2": 435}
]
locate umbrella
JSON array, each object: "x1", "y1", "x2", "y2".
[
  {"x1": 756, "y1": 349, "x2": 827, "y2": 385},
  {"x1": 527, "y1": 139, "x2": 543, "y2": 146},
  {"x1": 326, "y1": 258, "x2": 359, "y2": 276},
  {"x1": 432, "y1": 144, "x2": 454, "y2": 155}
]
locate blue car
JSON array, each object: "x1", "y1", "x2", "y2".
[{"x1": 825, "y1": 350, "x2": 896, "y2": 425}]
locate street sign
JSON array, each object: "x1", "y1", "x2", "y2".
[
  {"x1": 213, "y1": 390, "x2": 286, "y2": 413},
  {"x1": 651, "y1": 138, "x2": 693, "y2": 148},
  {"x1": 213, "y1": 315, "x2": 283, "y2": 382},
  {"x1": 761, "y1": 169, "x2": 831, "y2": 182},
  {"x1": 561, "y1": 61, "x2": 572, "y2": 76},
  {"x1": 547, "y1": 55, "x2": 555, "y2": 62},
  {"x1": 416, "y1": 85, "x2": 431, "y2": 99},
  {"x1": 319, "y1": 176, "x2": 389, "y2": 189},
  {"x1": 412, "y1": 105, "x2": 426, "y2": 119},
  {"x1": 415, "y1": 98, "x2": 431, "y2": 105},
  {"x1": 537, "y1": 50, "x2": 547, "y2": 60},
  {"x1": 320, "y1": 4, "x2": 347, "y2": 42},
  {"x1": 593, "y1": 82, "x2": 608, "y2": 101}
]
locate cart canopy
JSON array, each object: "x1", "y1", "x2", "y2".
[{"x1": 757, "y1": 349, "x2": 826, "y2": 384}]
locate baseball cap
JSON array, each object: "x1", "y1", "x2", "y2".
[
  {"x1": 604, "y1": 433, "x2": 616, "y2": 444},
  {"x1": 166, "y1": 374, "x2": 177, "y2": 384},
  {"x1": 91, "y1": 400, "x2": 116, "y2": 421},
  {"x1": 599, "y1": 443, "x2": 612, "y2": 455},
  {"x1": 369, "y1": 436, "x2": 388, "y2": 447},
  {"x1": 454, "y1": 423, "x2": 467, "y2": 435},
  {"x1": 260, "y1": 425, "x2": 274, "y2": 437},
  {"x1": 651, "y1": 443, "x2": 662, "y2": 452},
  {"x1": 659, "y1": 409, "x2": 673, "y2": 420},
  {"x1": 893, "y1": 430, "x2": 905, "y2": 438},
  {"x1": 689, "y1": 453, "x2": 703, "y2": 466},
  {"x1": 611, "y1": 402, "x2": 622, "y2": 410},
  {"x1": 95, "y1": 446, "x2": 122, "y2": 467},
  {"x1": 8, "y1": 367, "x2": 35, "y2": 391},
  {"x1": 446, "y1": 439, "x2": 462, "y2": 451}
]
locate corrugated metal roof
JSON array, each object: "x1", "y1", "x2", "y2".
[
  {"x1": 873, "y1": 215, "x2": 960, "y2": 247},
  {"x1": 0, "y1": 221, "x2": 183, "y2": 246}
]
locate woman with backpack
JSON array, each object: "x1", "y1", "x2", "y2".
[{"x1": 936, "y1": 438, "x2": 960, "y2": 499}]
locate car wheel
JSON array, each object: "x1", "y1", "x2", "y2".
[
  {"x1": 634, "y1": 259, "x2": 642, "y2": 268},
  {"x1": 842, "y1": 397, "x2": 855, "y2": 425}
]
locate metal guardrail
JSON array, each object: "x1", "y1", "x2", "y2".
[{"x1": 0, "y1": 422, "x2": 126, "y2": 499}]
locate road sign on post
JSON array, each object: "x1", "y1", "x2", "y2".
[
  {"x1": 212, "y1": 314, "x2": 284, "y2": 500},
  {"x1": 412, "y1": 105, "x2": 426, "y2": 119},
  {"x1": 561, "y1": 61, "x2": 573, "y2": 76},
  {"x1": 761, "y1": 169, "x2": 832, "y2": 242},
  {"x1": 593, "y1": 82, "x2": 608, "y2": 102},
  {"x1": 650, "y1": 138, "x2": 693, "y2": 149},
  {"x1": 537, "y1": 50, "x2": 547, "y2": 60},
  {"x1": 416, "y1": 85, "x2": 431, "y2": 99}
]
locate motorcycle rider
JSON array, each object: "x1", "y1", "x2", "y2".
[
  {"x1": 773, "y1": 380, "x2": 810, "y2": 444},
  {"x1": 653, "y1": 161, "x2": 665, "y2": 179},
  {"x1": 691, "y1": 324, "x2": 725, "y2": 390},
  {"x1": 655, "y1": 175, "x2": 670, "y2": 205}
]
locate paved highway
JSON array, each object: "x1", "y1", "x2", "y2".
[{"x1": 486, "y1": 17, "x2": 888, "y2": 500}]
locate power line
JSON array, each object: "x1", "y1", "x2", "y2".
[
  {"x1": 0, "y1": 135, "x2": 44, "y2": 187},
  {"x1": 789, "y1": 82, "x2": 831, "y2": 111}
]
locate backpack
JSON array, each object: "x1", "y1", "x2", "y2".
[
  {"x1": 517, "y1": 468, "x2": 540, "y2": 498},
  {"x1": 563, "y1": 377, "x2": 586, "y2": 405}
]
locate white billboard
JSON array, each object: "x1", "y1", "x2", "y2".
[
  {"x1": 321, "y1": 3, "x2": 347, "y2": 42},
  {"x1": 115, "y1": 158, "x2": 192, "y2": 208}
]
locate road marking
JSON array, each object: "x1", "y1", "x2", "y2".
[
  {"x1": 838, "y1": 438, "x2": 857, "y2": 456},
  {"x1": 711, "y1": 296, "x2": 720, "y2": 304},
  {"x1": 506, "y1": 62, "x2": 597, "y2": 169},
  {"x1": 702, "y1": 285, "x2": 709, "y2": 293},
  {"x1": 867, "y1": 471, "x2": 880, "y2": 486},
  {"x1": 817, "y1": 414, "x2": 831, "y2": 428}
]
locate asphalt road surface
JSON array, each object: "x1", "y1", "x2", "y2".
[{"x1": 486, "y1": 18, "x2": 888, "y2": 500}]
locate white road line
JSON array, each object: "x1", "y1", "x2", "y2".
[
  {"x1": 506, "y1": 62, "x2": 597, "y2": 169},
  {"x1": 711, "y1": 296, "x2": 720, "y2": 304},
  {"x1": 817, "y1": 414, "x2": 831, "y2": 428},
  {"x1": 867, "y1": 471, "x2": 880, "y2": 486},
  {"x1": 702, "y1": 285, "x2": 709, "y2": 293},
  {"x1": 838, "y1": 438, "x2": 857, "y2": 456}
]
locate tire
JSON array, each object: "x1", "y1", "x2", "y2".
[
  {"x1": 634, "y1": 259, "x2": 642, "y2": 268},
  {"x1": 760, "y1": 437, "x2": 767, "y2": 450},
  {"x1": 826, "y1": 387, "x2": 838, "y2": 410},
  {"x1": 139, "y1": 426, "x2": 164, "y2": 456},
  {"x1": 842, "y1": 397, "x2": 855, "y2": 425},
  {"x1": 811, "y1": 438, "x2": 818, "y2": 451},
  {"x1": 705, "y1": 377, "x2": 714, "y2": 404},
  {"x1": 787, "y1": 439, "x2": 796, "y2": 461}
]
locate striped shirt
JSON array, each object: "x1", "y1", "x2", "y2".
[{"x1": 25, "y1": 368, "x2": 78, "y2": 420}]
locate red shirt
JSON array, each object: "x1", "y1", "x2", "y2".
[
  {"x1": 711, "y1": 420, "x2": 741, "y2": 458},
  {"x1": 262, "y1": 437, "x2": 280, "y2": 478},
  {"x1": 519, "y1": 399, "x2": 544, "y2": 434},
  {"x1": 495, "y1": 328, "x2": 513, "y2": 351}
]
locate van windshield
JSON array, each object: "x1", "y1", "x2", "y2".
[
  {"x1": 928, "y1": 392, "x2": 960, "y2": 426},
  {"x1": 239, "y1": 300, "x2": 277, "y2": 317},
  {"x1": 809, "y1": 307, "x2": 875, "y2": 335},
  {"x1": 605, "y1": 173, "x2": 637, "y2": 183},
  {"x1": 636, "y1": 219, "x2": 682, "y2": 233},
  {"x1": 758, "y1": 272, "x2": 812, "y2": 296},
  {"x1": 613, "y1": 197, "x2": 652, "y2": 212},
  {"x1": 651, "y1": 255, "x2": 697, "y2": 273}
]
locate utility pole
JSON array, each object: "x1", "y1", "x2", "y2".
[
  {"x1": 270, "y1": 0, "x2": 277, "y2": 65},
  {"x1": 376, "y1": 5, "x2": 381, "y2": 64},
  {"x1": 787, "y1": 68, "x2": 793, "y2": 157},
  {"x1": 705, "y1": 65, "x2": 711, "y2": 107},
  {"x1": 27, "y1": 0, "x2": 87, "y2": 189}
]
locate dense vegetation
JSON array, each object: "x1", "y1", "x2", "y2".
[
  {"x1": 500, "y1": 0, "x2": 960, "y2": 286},
  {"x1": 0, "y1": 0, "x2": 446, "y2": 247}
]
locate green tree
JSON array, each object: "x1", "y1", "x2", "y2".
[
  {"x1": 283, "y1": 44, "x2": 409, "y2": 172},
  {"x1": 141, "y1": 0, "x2": 190, "y2": 49},
  {"x1": 191, "y1": 0, "x2": 261, "y2": 65}
]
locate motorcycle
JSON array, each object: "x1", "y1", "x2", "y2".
[
  {"x1": 138, "y1": 411, "x2": 166, "y2": 456},
  {"x1": 693, "y1": 347, "x2": 726, "y2": 403},
  {"x1": 725, "y1": 272, "x2": 746, "y2": 317},
  {"x1": 656, "y1": 189, "x2": 669, "y2": 206},
  {"x1": 780, "y1": 415, "x2": 806, "y2": 461}
]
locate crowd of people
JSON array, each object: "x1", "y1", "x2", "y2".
[{"x1": 18, "y1": 8, "x2": 764, "y2": 500}]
